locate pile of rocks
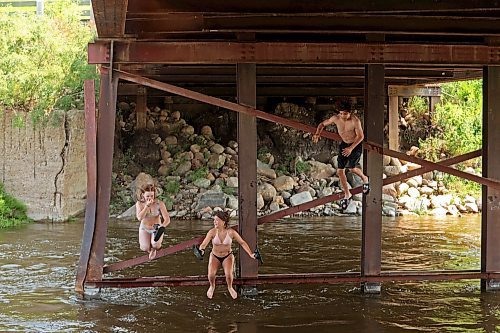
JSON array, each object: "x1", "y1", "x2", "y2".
[{"x1": 114, "y1": 103, "x2": 481, "y2": 220}]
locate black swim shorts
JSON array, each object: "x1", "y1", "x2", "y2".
[{"x1": 337, "y1": 141, "x2": 363, "y2": 169}]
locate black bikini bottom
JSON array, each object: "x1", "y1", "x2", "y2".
[{"x1": 212, "y1": 252, "x2": 233, "y2": 264}]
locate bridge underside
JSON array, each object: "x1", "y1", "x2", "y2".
[{"x1": 76, "y1": 1, "x2": 500, "y2": 294}]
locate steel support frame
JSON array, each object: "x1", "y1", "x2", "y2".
[
  {"x1": 362, "y1": 65, "x2": 385, "y2": 293},
  {"x1": 237, "y1": 62, "x2": 259, "y2": 294},
  {"x1": 80, "y1": 68, "x2": 500, "y2": 291},
  {"x1": 75, "y1": 80, "x2": 97, "y2": 294},
  {"x1": 88, "y1": 271, "x2": 500, "y2": 289},
  {"x1": 97, "y1": 70, "x2": 490, "y2": 266},
  {"x1": 88, "y1": 41, "x2": 500, "y2": 66},
  {"x1": 482, "y1": 66, "x2": 500, "y2": 291},
  {"x1": 85, "y1": 67, "x2": 119, "y2": 282}
]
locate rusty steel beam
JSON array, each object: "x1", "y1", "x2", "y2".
[
  {"x1": 362, "y1": 65, "x2": 384, "y2": 284},
  {"x1": 125, "y1": 14, "x2": 500, "y2": 37},
  {"x1": 88, "y1": 270, "x2": 500, "y2": 288},
  {"x1": 125, "y1": 1, "x2": 500, "y2": 14},
  {"x1": 365, "y1": 142, "x2": 500, "y2": 190},
  {"x1": 383, "y1": 150, "x2": 482, "y2": 186},
  {"x1": 75, "y1": 80, "x2": 98, "y2": 294},
  {"x1": 482, "y1": 66, "x2": 500, "y2": 291},
  {"x1": 88, "y1": 41, "x2": 500, "y2": 65},
  {"x1": 117, "y1": 85, "x2": 364, "y2": 97},
  {"x1": 103, "y1": 235, "x2": 205, "y2": 274},
  {"x1": 237, "y1": 63, "x2": 258, "y2": 281},
  {"x1": 120, "y1": 65, "x2": 464, "y2": 79},
  {"x1": 85, "y1": 69, "x2": 119, "y2": 281}
]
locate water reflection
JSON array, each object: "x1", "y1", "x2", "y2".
[{"x1": 0, "y1": 216, "x2": 499, "y2": 332}]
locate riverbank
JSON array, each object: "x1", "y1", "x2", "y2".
[{"x1": 111, "y1": 102, "x2": 481, "y2": 220}]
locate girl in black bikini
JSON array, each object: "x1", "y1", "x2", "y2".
[{"x1": 198, "y1": 211, "x2": 257, "y2": 299}]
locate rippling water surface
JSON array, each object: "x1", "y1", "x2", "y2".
[{"x1": 1, "y1": 215, "x2": 499, "y2": 332}]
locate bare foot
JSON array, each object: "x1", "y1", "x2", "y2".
[
  {"x1": 207, "y1": 286, "x2": 215, "y2": 299},
  {"x1": 228, "y1": 287, "x2": 238, "y2": 299},
  {"x1": 148, "y1": 248, "x2": 157, "y2": 260}
]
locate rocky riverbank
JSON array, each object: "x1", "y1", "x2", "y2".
[{"x1": 111, "y1": 102, "x2": 481, "y2": 220}]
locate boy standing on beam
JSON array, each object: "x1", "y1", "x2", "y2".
[{"x1": 312, "y1": 104, "x2": 370, "y2": 210}]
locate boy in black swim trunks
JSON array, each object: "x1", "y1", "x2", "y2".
[{"x1": 312, "y1": 105, "x2": 370, "y2": 210}]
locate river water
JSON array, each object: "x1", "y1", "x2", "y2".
[{"x1": 0, "y1": 215, "x2": 499, "y2": 332}]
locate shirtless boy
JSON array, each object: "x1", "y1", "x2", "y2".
[{"x1": 312, "y1": 108, "x2": 370, "y2": 210}]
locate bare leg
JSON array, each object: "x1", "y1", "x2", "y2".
[
  {"x1": 351, "y1": 167, "x2": 368, "y2": 183},
  {"x1": 337, "y1": 168, "x2": 351, "y2": 199},
  {"x1": 222, "y1": 254, "x2": 237, "y2": 299},
  {"x1": 207, "y1": 254, "x2": 220, "y2": 299},
  {"x1": 139, "y1": 228, "x2": 151, "y2": 253}
]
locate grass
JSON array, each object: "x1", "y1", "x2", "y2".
[{"x1": 0, "y1": 183, "x2": 31, "y2": 228}]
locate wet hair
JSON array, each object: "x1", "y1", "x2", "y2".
[
  {"x1": 214, "y1": 211, "x2": 230, "y2": 228},
  {"x1": 336, "y1": 99, "x2": 352, "y2": 113},
  {"x1": 138, "y1": 184, "x2": 157, "y2": 201}
]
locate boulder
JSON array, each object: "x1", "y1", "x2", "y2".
[
  {"x1": 258, "y1": 183, "x2": 277, "y2": 202},
  {"x1": 290, "y1": 191, "x2": 313, "y2": 206},
  {"x1": 273, "y1": 175, "x2": 296, "y2": 192}
]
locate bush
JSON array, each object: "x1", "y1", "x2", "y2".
[
  {"x1": 0, "y1": 183, "x2": 31, "y2": 228},
  {"x1": 164, "y1": 180, "x2": 180, "y2": 194},
  {"x1": 418, "y1": 80, "x2": 482, "y2": 162},
  {"x1": 0, "y1": 0, "x2": 97, "y2": 124},
  {"x1": 417, "y1": 80, "x2": 482, "y2": 197}
]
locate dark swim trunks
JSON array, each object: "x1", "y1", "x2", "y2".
[{"x1": 337, "y1": 141, "x2": 363, "y2": 169}]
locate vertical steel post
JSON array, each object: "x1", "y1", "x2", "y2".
[
  {"x1": 481, "y1": 66, "x2": 500, "y2": 291},
  {"x1": 237, "y1": 63, "x2": 258, "y2": 296},
  {"x1": 362, "y1": 64, "x2": 385, "y2": 293},
  {"x1": 86, "y1": 68, "x2": 118, "y2": 282},
  {"x1": 75, "y1": 80, "x2": 97, "y2": 294}
]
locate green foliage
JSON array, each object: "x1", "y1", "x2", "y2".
[
  {"x1": 408, "y1": 96, "x2": 429, "y2": 118},
  {"x1": 418, "y1": 80, "x2": 483, "y2": 197},
  {"x1": 0, "y1": 183, "x2": 31, "y2": 228},
  {"x1": 157, "y1": 193, "x2": 174, "y2": 210},
  {"x1": 295, "y1": 160, "x2": 311, "y2": 174},
  {"x1": 0, "y1": 0, "x2": 97, "y2": 124},
  {"x1": 418, "y1": 80, "x2": 482, "y2": 162},
  {"x1": 441, "y1": 175, "x2": 481, "y2": 198},
  {"x1": 220, "y1": 183, "x2": 237, "y2": 196},
  {"x1": 188, "y1": 166, "x2": 208, "y2": 182},
  {"x1": 257, "y1": 146, "x2": 270, "y2": 161},
  {"x1": 164, "y1": 180, "x2": 180, "y2": 194},
  {"x1": 276, "y1": 155, "x2": 293, "y2": 176}
]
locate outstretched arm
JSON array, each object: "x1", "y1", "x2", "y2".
[
  {"x1": 199, "y1": 229, "x2": 215, "y2": 252},
  {"x1": 312, "y1": 115, "x2": 337, "y2": 143},
  {"x1": 231, "y1": 230, "x2": 256, "y2": 259}
]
